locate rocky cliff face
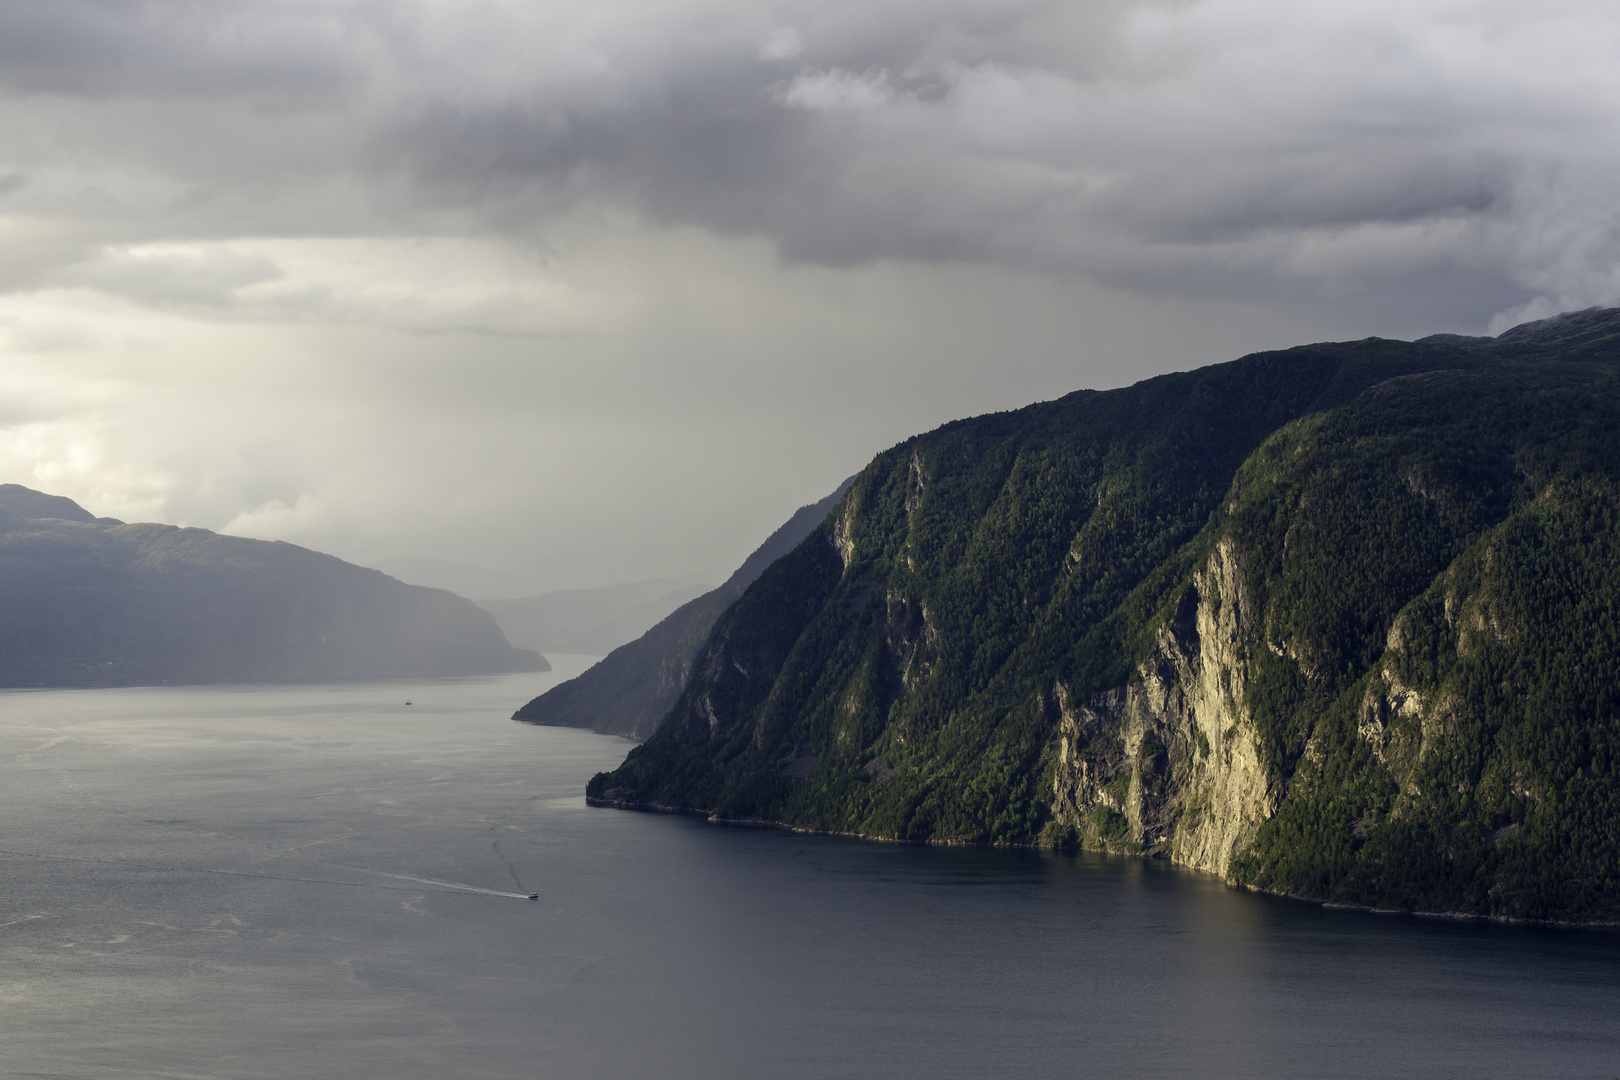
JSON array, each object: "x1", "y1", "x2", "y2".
[
  {"x1": 1049, "y1": 539, "x2": 1273, "y2": 878},
  {"x1": 590, "y1": 308, "x2": 1620, "y2": 922}
]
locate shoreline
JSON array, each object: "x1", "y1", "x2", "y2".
[{"x1": 585, "y1": 795, "x2": 1620, "y2": 930}]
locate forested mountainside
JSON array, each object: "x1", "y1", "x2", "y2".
[
  {"x1": 513, "y1": 478, "x2": 854, "y2": 739},
  {"x1": 589, "y1": 307, "x2": 1620, "y2": 924},
  {"x1": 0, "y1": 489, "x2": 546, "y2": 686}
]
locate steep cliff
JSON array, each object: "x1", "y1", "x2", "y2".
[
  {"x1": 1041, "y1": 351, "x2": 1620, "y2": 919},
  {"x1": 1046, "y1": 538, "x2": 1273, "y2": 878},
  {"x1": 589, "y1": 307, "x2": 1620, "y2": 922}
]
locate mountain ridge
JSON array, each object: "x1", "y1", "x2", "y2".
[
  {"x1": 586, "y1": 307, "x2": 1620, "y2": 924},
  {"x1": 0, "y1": 489, "x2": 546, "y2": 686}
]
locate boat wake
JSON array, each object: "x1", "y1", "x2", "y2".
[
  {"x1": 339, "y1": 865, "x2": 532, "y2": 899},
  {"x1": 0, "y1": 847, "x2": 538, "y2": 900}
]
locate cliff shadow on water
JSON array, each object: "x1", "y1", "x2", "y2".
[{"x1": 587, "y1": 307, "x2": 1620, "y2": 925}]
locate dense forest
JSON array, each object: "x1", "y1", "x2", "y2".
[{"x1": 587, "y1": 307, "x2": 1620, "y2": 923}]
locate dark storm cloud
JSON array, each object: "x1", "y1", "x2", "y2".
[
  {"x1": 2, "y1": 0, "x2": 1617, "y2": 324},
  {"x1": 0, "y1": 0, "x2": 365, "y2": 99},
  {"x1": 7, "y1": 0, "x2": 1617, "y2": 591}
]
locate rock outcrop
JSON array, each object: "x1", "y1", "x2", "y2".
[
  {"x1": 1049, "y1": 539, "x2": 1273, "y2": 877},
  {"x1": 589, "y1": 308, "x2": 1620, "y2": 923}
]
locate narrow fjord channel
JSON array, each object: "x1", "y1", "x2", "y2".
[{"x1": 3, "y1": 671, "x2": 1617, "y2": 1079}]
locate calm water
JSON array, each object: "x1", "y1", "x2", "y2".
[{"x1": 3, "y1": 667, "x2": 1618, "y2": 1080}]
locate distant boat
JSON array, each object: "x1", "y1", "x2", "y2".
[
  {"x1": 405, "y1": 701, "x2": 412, "y2": 705},
  {"x1": 527, "y1": 893, "x2": 539, "y2": 901}
]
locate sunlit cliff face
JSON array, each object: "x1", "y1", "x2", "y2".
[{"x1": 0, "y1": 0, "x2": 1616, "y2": 586}]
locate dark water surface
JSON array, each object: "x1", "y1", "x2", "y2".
[{"x1": 3, "y1": 669, "x2": 1618, "y2": 1079}]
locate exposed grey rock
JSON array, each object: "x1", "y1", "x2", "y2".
[{"x1": 1049, "y1": 538, "x2": 1274, "y2": 878}]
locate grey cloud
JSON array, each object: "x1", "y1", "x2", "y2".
[
  {"x1": 11, "y1": 0, "x2": 1618, "y2": 596},
  {"x1": 358, "y1": 2, "x2": 1620, "y2": 323},
  {"x1": 0, "y1": 0, "x2": 367, "y2": 100},
  {"x1": 49, "y1": 245, "x2": 283, "y2": 308},
  {"x1": 1, "y1": 1, "x2": 1618, "y2": 325}
]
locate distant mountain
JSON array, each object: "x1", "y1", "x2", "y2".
[
  {"x1": 513, "y1": 479, "x2": 856, "y2": 739},
  {"x1": 374, "y1": 553, "x2": 712, "y2": 655},
  {"x1": 588, "y1": 307, "x2": 1620, "y2": 925},
  {"x1": 479, "y1": 579, "x2": 711, "y2": 655},
  {"x1": 369, "y1": 556, "x2": 544, "y2": 601},
  {"x1": 0, "y1": 484, "x2": 110, "y2": 525},
  {"x1": 0, "y1": 488, "x2": 546, "y2": 687}
]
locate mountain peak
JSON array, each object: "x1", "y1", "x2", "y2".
[{"x1": 0, "y1": 484, "x2": 99, "y2": 524}]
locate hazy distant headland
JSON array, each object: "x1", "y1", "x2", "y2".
[
  {"x1": 477, "y1": 580, "x2": 711, "y2": 656},
  {"x1": 580, "y1": 307, "x2": 1620, "y2": 925},
  {"x1": 0, "y1": 485, "x2": 546, "y2": 687},
  {"x1": 512, "y1": 480, "x2": 855, "y2": 740},
  {"x1": 375, "y1": 556, "x2": 712, "y2": 657}
]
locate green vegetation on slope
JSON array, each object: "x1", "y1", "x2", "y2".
[
  {"x1": 589, "y1": 308, "x2": 1620, "y2": 922},
  {"x1": 1226, "y1": 368, "x2": 1620, "y2": 920}
]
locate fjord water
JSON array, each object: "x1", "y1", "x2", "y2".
[{"x1": 3, "y1": 670, "x2": 1617, "y2": 1080}]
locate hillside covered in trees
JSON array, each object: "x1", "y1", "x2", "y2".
[{"x1": 588, "y1": 307, "x2": 1620, "y2": 924}]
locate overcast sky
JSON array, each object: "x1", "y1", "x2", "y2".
[{"x1": 1, "y1": 0, "x2": 1617, "y2": 589}]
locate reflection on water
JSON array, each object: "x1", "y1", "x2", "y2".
[{"x1": 2, "y1": 669, "x2": 1618, "y2": 1079}]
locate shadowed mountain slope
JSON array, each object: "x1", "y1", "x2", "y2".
[
  {"x1": 0, "y1": 490, "x2": 546, "y2": 686},
  {"x1": 589, "y1": 308, "x2": 1620, "y2": 924},
  {"x1": 513, "y1": 480, "x2": 854, "y2": 739},
  {"x1": 0, "y1": 484, "x2": 106, "y2": 525}
]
